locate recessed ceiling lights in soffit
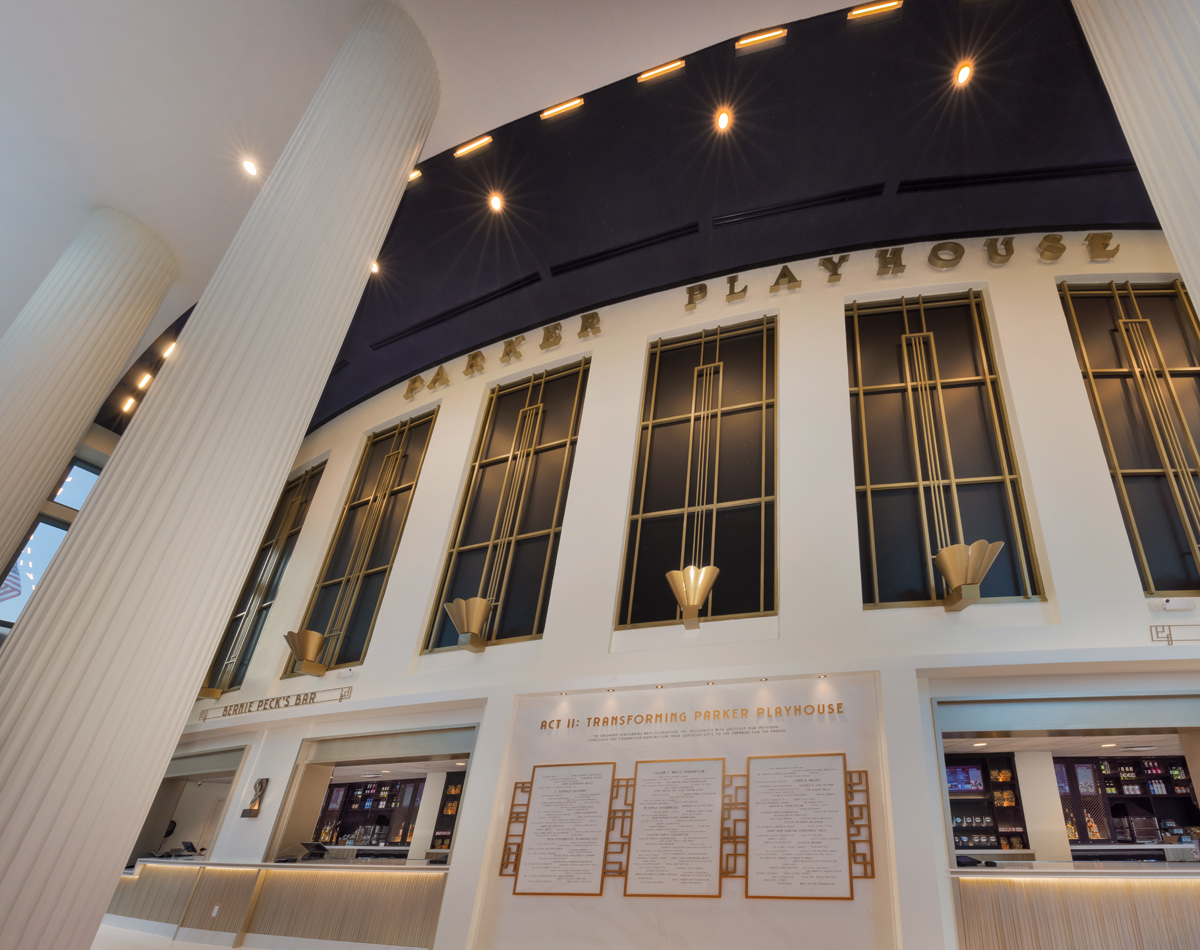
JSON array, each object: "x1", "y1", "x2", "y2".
[{"x1": 309, "y1": 0, "x2": 1155, "y2": 432}]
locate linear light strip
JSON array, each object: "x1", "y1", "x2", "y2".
[
  {"x1": 637, "y1": 59, "x2": 684, "y2": 82},
  {"x1": 454, "y1": 135, "x2": 492, "y2": 157},
  {"x1": 736, "y1": 27, "x2": 786, "y2": 48},
  {"x1": 847, "y1": 0, "x2": 902, "y2": 19},
  {"x1": 541, "y1": 97, "x2": 583, "y2": 119},
  {"x1": 408, "y1": 169, "x2": 422, "y2": 181}
]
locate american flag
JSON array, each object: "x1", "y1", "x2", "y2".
[{"x1": 0, "y1": 562, "x2": 19, "y2": 603}]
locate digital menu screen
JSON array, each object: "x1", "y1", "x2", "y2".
[{"x1": 946, "y1": 766, "x2": 984, "y2": 791}]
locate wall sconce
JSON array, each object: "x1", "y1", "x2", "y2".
[
  {"x1": 444, "y1": 597, "x2": 490, "y2": 653},
  {"x1": 196, "y1": 686, "x2": 223, "y2": 700},
  {"x1": 934, "y1": 540, "x2": 1004, "y2": 611},
  {"x1": 284, "y1": 629, "x2": 330, "y2": 676},
  {"x1": 241, "y1": 778, "x2": 268, "y2": 818},
  {"x1": 666, "y1": 565, "x2": 720, "y2": 629}
]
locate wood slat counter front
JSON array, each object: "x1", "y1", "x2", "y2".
[
  {"x1": 106, "y1": 859, "x2": 448, "y2": 948},
  {"x1": 953, "y1": 865, "x2": 1200, "y2": 950}
]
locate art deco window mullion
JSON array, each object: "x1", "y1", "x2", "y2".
[
  {"x1": 212, "y1": 492, "x2": 303, "y2": 692},
  {"x1": 967, "y1": 290, "x2": 1034, "y2": 599},
  {"x1": 320, "y1": 448, "x2": 403, "y2": 665},
  {"x1": 852, "y1": 301, "x2": 881, "y2": 605},
  {"x1": 917, "y1": 297, "x2": 966, "y2": 545},
  {"x1": 900, "y1": 331, "x2": 942, "y2": 601},
  {"x1": 624, "y1": 343, "x2": 663, "y2": 627},
  {"x1": 1060, "y1": 282, "x2": 1154, "y2": 590}
]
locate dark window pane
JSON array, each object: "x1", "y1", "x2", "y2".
[
  {"x1": 871, "y1": 488, "x2": 930, "y2": 603},
  {"x1": 716, "y1": 408, "x2": 763, "y2": 503},
  {"x1": 433, "y1": 548, "x2": 488, "y2": 648},
  {"x1": 956, "y1": 481, "x2": 1025, "y2": 598},
  {"x1": 718, "y1": 331, "x2": 764, "y2": 407},
  {"x1": 1093, "y1": 377, "x2": 1158, "y2": 470},
  {"x1": 642, "y1": 420, "x2": 690, "y2": 513},
  {"x1": 538, "y1": 373, "x2": 580, "y2": 444},
  {"x1": 307, "y1": 583, "x2": 341, "y2": 637},
  {"x1": 230, "y1": 608, "x2": 270, "y2": 688},
  {"x1": 1140, "y1": 294, "x2": 1200, "y2": 367},
  {"x1": 652, "y1": 343, "x2": 701, "y2": 420},
  {"x1": 368, "y1": 489, "x2": 411, "y2": 571},
  {"x1": 395, "y1": 420, "x2": 430, "y2": 487},
  {"x1": 520, "y1": 447, "x2": 567, "y2": 534},
  {"x1": 336, "y1": 571, "x2": 386, "y2": 663},
  {"x1": 207, "y1": 616, "x2": 242, "y2": 683},
  {"x1": 711, "y1": 504, "x2": 763, "y2": 616},
  {"x1": 942, "y1": 385, "x2": 1001, "y2": 478},
  {"x1": 325, "y1": 504, "x2": 367, "y2": 581},
  {"x1": 862, "y1": 391, "x2": 916, "y2": 485},
  {"x1": 626, "y1": 514, "x2": 685, "y2": 624},
  {"x1": 1070, "y1": 295, "x2": 1126, "y2": 370},
  {"x1": 494, "y1": 536, "x2": 551, "y2": 639},
  {"x1": 233, "y1": 546, "x2": 271, "y2": 616},
  {"x1": 1124, "y1": 474, "x2": 1198, "y2": 591},
  {"x1": 849, "y1": 395, "x2": 864, "y2": 486},
  {"x1": 263, "y1": 532, "x2": 298, "y2": 604},
  {"x1": 462, "y1": 463, "x2": 508, "y2": 546},
  {"x1": 265, "y1": 483, "x2": 299, "y2": 541},
  {"x1": 922, "y1": 304, "x2": 981, "y2": 380},
  {"x1": 856, "y1": 493, "x2": 875, "y2": 602},
  {"x1": 484, "y1": 387, "x2": 528, "y2": 459},
  {"x1": 856, "y1": 310, "x2": 907, "y2": 387},
  {"x1": 353, "y1": 438, "x2": 392, "y2": 502}
]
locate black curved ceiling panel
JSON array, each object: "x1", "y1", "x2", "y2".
[{"x1": 310, "y1": 0, "x2": 1156, "y2": 431}]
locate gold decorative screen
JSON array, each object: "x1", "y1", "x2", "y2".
[
  {"x1": 290, "y1": 410, "x2": 436, "y2": 673},
  {"x1": 425, "y1": 360, "x2": 590, "y2": 650},
  {"x1": 205, "y1": 463, "x2": 324, "y2": 693},
  {"x1": 847, "y1": 292, "x2": 1039, "y2": 606},
  {"x1": 617, "y1": 316, "x2": 777, "y2": 627},
  {"x1": 1060, "y1": 280, "x2": 1200, "y2": 594}
]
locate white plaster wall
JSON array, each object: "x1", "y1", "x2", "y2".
[{"x1": 166, "y1": 229, "x2": 1200, "y2": 950}]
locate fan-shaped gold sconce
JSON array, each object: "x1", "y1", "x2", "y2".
[
  {"x1": 667, "y1": 565, "x2": 721, "y2": 629},
  {"x1": 933, "y1": 539, "x2": 1004, "y2": 611},
  {"x1": 444, "y1": 596, "x2": 491, "y2": 653},
  {"x1": 284, "y1": 628, "x2": 330, "y2": 676}
]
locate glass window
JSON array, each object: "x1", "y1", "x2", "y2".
[
  {"x1": 293, "y1": 411, "x2": 437, "y2": 672},
  {"x1": 847, "y1": 292, "x2": 1039, "y2": 606},
  {"x1": 204, "y1": 464, "x2": 325, "y2": 693},
  {"x1": 426, "y1": 361, "x2": 590, "y2": 651},
  {"x1": 616, "y1": 316, "x2": 776, "y2": 627},
  {"x1": 1, "y1": 519, "x2": 69, "y2": 627},
  {"x1": 1060, "y1": 279, "x2": 1200, "y2": 594},
  {"x1": 52, "y1": 461, "x2": 100, "y2": 510}
]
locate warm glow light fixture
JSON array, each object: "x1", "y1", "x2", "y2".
[
  {"x1": 760, "y1": 678, "x2": 768, "y2": 682},
  {"x1": 371, "y1": 261, "x2": 379, "y2": 273},
  {"x1": 489, "y1": 194, "x2": 503, "y2": 212},
  {"x1": 638, "y1": 59, "x2": 684, "y2": 82},
  {"x1": 454, "y1": 135, "x2": 492, "y2": 157},
  {"x1": 717, "y1": 109, "x2": 732, "y2": 131},
  {"x1": 122, "y1": 397, "x2": 136, "y2": 412},
  {"x1": 956, "y1": 63, "x2": 972, "y2": 85},
  {"x1": 736, "y1": 27, "x2": 786, "y2": 48},
  {"x1": 408, "y1": 169, "x2": 422, "y2": 181},
  {"x1": 242, "y1": 159, "x2": 257, "y2": 176},
  {"x1": 137, "y1": 373, "x2": 152, "y2": 389},
  {"x1": 541, "y1": 97, "x2": 583, "y2": 119},
  {"x1": 819, "y1": 674, "x2": 828, "y2": 679},
  {"x1": 656, "y1": 685, "x2": 663, "y2": 689},
  {"x1": 163, "y1": 341, "x2": 176, "y2": 358},
  {"x1": 707, "y1": 681, "x2": 715, "y2": 685},
  {"x1": 848, "y1": 0, "x2": 902, "y2": 19},
  {"x1": 456, "y1": 762, "x2": 466, "y2": 766},
  {"x1": 1100, "y1": 743, "x2": 1117, "y2": 748},
  {"x1": 607, "y1": 688, "x2": 615, "y2": 692},
  {"x1": 973, "y1": 742, "x2": 988, "y2": 747}
]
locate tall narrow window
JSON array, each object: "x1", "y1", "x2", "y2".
[
  {"x1": 426, "y1": 360, "x2": 590, "y2": 651},
  {"x1": 617, "y1": 315, "x2": 777, "y2": 627},
  {"x1": 203, "y1": 464, "x2": 324, "y2": 695},
  {"x1": 292, "y1": 411, "x2": 436, "y2": 673},
  {"x1": 847, "y1": 292, "x2": 1039, "y2": 606},
  {"x1": 1061, "y1": 279, "x2": 1200, "y2": 593}
]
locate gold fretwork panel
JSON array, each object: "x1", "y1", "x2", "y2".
[
  {"x1": 500, "y1": 765, "x2": 873, "y2": 890},
  {"x1": 847, "y1": 769, "x2": 875, "y2": 879}
]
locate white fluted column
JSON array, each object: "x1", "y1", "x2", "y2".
[
  {"x1": 0, "y1": 3, "x2": 438, "y2": 947},
  {"x1": 0, "y1": 208, "x2": 177, "y2": 567},
  {"x1": 1071, "y1": 0, "x2": 1200, "y2": 291}
]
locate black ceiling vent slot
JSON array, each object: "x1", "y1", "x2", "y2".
[
  {"x1": 330, "y1": 359, "x2": 349, "y2": 375},
  {"x1": 712, "y1": 184, "x2": 886, "y2": 228},
  {"x1": 897, "y1": 161, "x2": 1138, "y2": 194},
  {"x1": 370, "y1": 272, "x2": 542, "y2": 350},
  {"x1": 549, "y1": 222, "x2": 700, "y2": 276}
]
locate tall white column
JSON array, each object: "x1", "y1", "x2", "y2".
[
  {"x1": 0, "y1": 4, "x2": 439, "y2": 948},
  {"x1": 0, "y1": 208, "x2": 177, "y2": 567},
  {"x1": 1071, "y1": 0, "x2": 1200, "y2": 291}
]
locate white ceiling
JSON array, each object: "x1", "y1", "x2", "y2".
[
  {"x1": 943, "y1": 733, "x2": 1185, "y2": 757},
  {"x1": 0, "y1": 0, "x2": 842, "y2": 359}
]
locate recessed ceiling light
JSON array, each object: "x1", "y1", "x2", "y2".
[
  {"x1": 706, "y1": 681, "x2": 714, "y2": 686},
  {"x1": 656, "y1": 685, "x2": 663, "y2": 689},
  {"x1": 1123, "y1": 745, "x2": 1157, "y2": 751},
  {"x1": 456, "y1": 762, "x2": 466, "y2": 766},
  {"x1": 759, "y1": 678, "x2": 768, "y2": 682},
  {"x1": 560, "y1": 692, "x2": 567, "y2": 696},
  {"x1": 381, "y1": 770, "x2": 391, "y2": 773},
  {"x1": 408, "y1": 169, "x2": 422, "y2": 181},
  {"x1": 736, "y1": 27, "x2": 786, "y2": 48},
  {"x1": 489, "y1": 194, "x2": 503, "y2": 212},
  {"x1": 716, "y1": 110, "x2": 732, "y2": 131},
  {"x1": 242, "y1": 159, "x2": 257, "y2": 176},
  {"x1": 956, "y1": 63, "x2": 972, "y2": 85},
  {"x1": 163, "y1": 341, "x2": 176, "y2": 358},
  {"x1": 1100, "y1": 743, "x2": 1117, "y2": 748},
  {"x1": 972, "y1": 742, "x2": 988, "y2": 747},
  {"x1": 541, "y1": 97, "x2": 583, "y2": 119},
  {"x1": 137, "y1": 373, "x2": 152, "y2": 389},
  {"x1": 848, "y1": 0, "x2": 902, "y2": 19},
  {"x1": 607, "y1": 688, "x2": 615, "y2": 692},
  {"x1": 638, "y1": 60, "x2": 684, "y2": 82},
  {"x1": 371, "y1": 261, "x2": 379, "y2": 274},
  {"x1": 454, "y1": 135, "x2": 492, "y2": 158},
  {"x1": 122, "y1": 397, "x2": 136, "y2": 412},
  {"x1": 819, "y1": 674, "x2": 828, "y2": 679},
  {"x1": 362, "y1": 773, "x2": 381, "y2": 778}
]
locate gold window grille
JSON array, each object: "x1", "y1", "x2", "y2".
[
  {"x1": 288, "y1": 410, "x2": 437, "y2": 674},
  {"x1": 616, "y1": 315, "x2": 777, "y2": 628},
  {"x1": 425, "y1": 359, "x2": 590, "y2": 651},
  {"x1": 847, "y1": 291, "x2": 1039, "y2": 606},
  {"x1": 1060, "y1": 279, "x2": 1200, "y2": 594},
  {"x1": 205, "y1": 463, "x2": 324, "y2": 693}
]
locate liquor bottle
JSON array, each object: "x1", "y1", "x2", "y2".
[{"x1": 1085, "y1": 810, "x2": 1101, "y2": 839}]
